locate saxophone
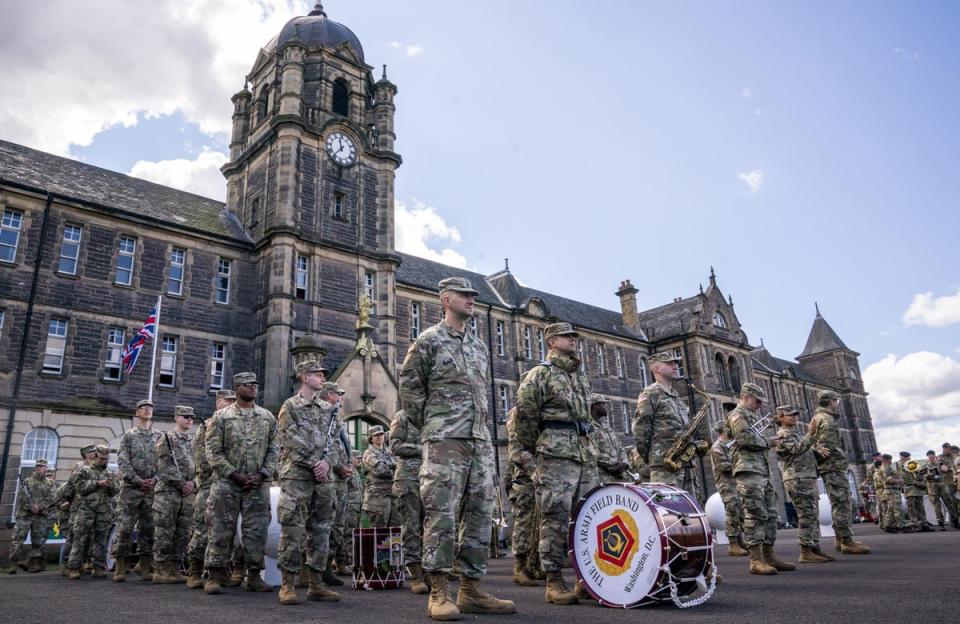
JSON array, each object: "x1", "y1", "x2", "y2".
[{"x1": 662, "y1": 384, "x2": 712, "y2": 472}]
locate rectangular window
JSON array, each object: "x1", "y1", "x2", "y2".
[
  {"x1": 495, "y1": 321, "x2": 505, "y2": 356},
  {"x1": 0, "y1": 309, "x2": 5, "y2": 339},
  {"x1": 58, "y1": 224, "x2": 82, "y2": 275},
  {"x1": 578, "y1": 341, "x2": 587, "y2": 371},
  {"x1": 104, "y1": 326, "x2": 124, "y2": 380},
  {"x1": 615, "y1": 347, "x2": 625, "y2": 378},
  {"x1": 248, "y1": 197, "x2": 261, "y2": 228},
  {"x1": 43, "y1": 318, "x2": 68, "y2": 373},
  {"x1": 295, "y1": 255, "x2": 308, "y2": 300},
  {"x1": 0, "y1": 209, "x2": 23, "y2": 263},
  {"x1": 673, "y1": 347, "x2": 685, "y2": 377},
  {"x1": 638, "y1": 356, "x2": 648, "y2": 386},
  {"x1": 215, "y1": 258, "x2": 231, "y2": 304},
  {"x1": 621, "y1": 401, "x2": 631, "y2": 434},
  {"x1": 210, "y1": 342, "x2": 225, "y2": 389},
  {"x1": 499, "y1": 385, "x2": 509, "y2": 416},
  {"x1": 597, "y1": 344, "x2": 606, "y2": 375},
  {"x1": 523, "y1": 326, "x2": 532, "y2": 359},
  {"x1": 365, "y1": 272, "x2": 376, "y2": 313},
  {"x1": 114, "y1": 236, "x2": 136, "y2": 285},
  {"x1": 410, "y1": 302, "x2": 421, "y2": 339},
  {"x1": 334, "y1": 192, "x2": 345, "y2": 219},
  {"x1": 535, "y1": 328, "x2": 544, "y2": 360},
  {"x1": 159, "y1": 336, "x2": 177, "y2": 387},
  {"x1": 168, "y1": 248, "x2": 185, "y2": 295}
]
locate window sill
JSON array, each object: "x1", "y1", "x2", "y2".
[
  {"x1": 0, "y1": 259, "x2": 18, "y2": 267},
  {"x1": 166, "y1": 292, "x2": 185, "y2": 299},
  {"x1": 38, "y1": 370, "x2": 65, "y2": 379},
  {"x1": 101, "y1": 377, "x2": 124, "y2": 385},
  {"x1": 157, "y1": 384, "x2": 177, "y2": 391},
  {"x1": 113, "y1": 282, "x2": 135, "y2": 290},
  {"x1": 55, "y1": 271, "x2": 80, "y2": 279},
  {"x1": 214, "y1": 301, "x2": 231, "y2": 307}
]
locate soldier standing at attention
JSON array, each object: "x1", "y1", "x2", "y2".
[
  {"x1": 390, "y1": 409, "x2": 429, "y2": 594},
  {"x1": 327, "y1": 384, "x2": 353, "y2": 581},
  {"x1": 335, "y1": 450, "x2": 363, "y2": 574},
  {"x1": 898, "y1": 451, "x2": 932, "y2": 532},
  {"x1": 316, "y1": 381, "x2": 349, "y2": 589},
  {"x1": 710, "y1": 422, "x2": 747, "y2": 557},
  {"x1": 361, "y1": 425, "x2": 396, "y2": 528},
  {"x1": 588, "y1": 395, "x2": 631, "y2": 483},
  {"x1": 203, "y1": 372, "x2": 278, "y2": 595},
  {"x1": 872, "y1": 457, "x2": 888, "y2": 530},
  {"x1": 937, "y1": 443, "x2": 960, "y2": 527},
  {"x1": 727, "y1": 383, "x2": 788, "y2": 575},
  {"x1": 67, "y1": 446, "x2": 119, "y2": 579},
  {"x1": 773, "y1": 405, "x2": 834, "y2": 563},
  {"x1": 9, "y1": 458, "x2": 56, "y2": 573},
  {"x1": 515, "y1": 321, "x2": 596, "y2": 605},
  {"x1": 401, "y1": 276, "x2": 515, "y2": 620},
  {"x1": 808, "y1": 390, "x2": 870, "y2": 553},
  {"x1": 505, "y1": 405, "x2": 540, "y2": 587},
  {"x1": 923, "y1": 450, "x2": 949, "y2": 529},
  {"x1": 55, "y1": 470, "x2": 78, "y2": 576},
  {"x1": 112, "y1": 399, "x2": 161, "y2": 582},
  {"x1": 879, "y1": 454, "x2": 906, "y2": 533},
  {"x1": 863, "y1": 451, "x2": 882, "y2": 524},
  {"x1": 186, "y1": 390, "x2": 236, "y2": 589},
  {"x1": 152, "y1": 406, "x2": 197, "y2": 583}
]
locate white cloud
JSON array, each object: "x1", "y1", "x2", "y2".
[
  {"x1": 129, "y1": 150, "x2": 228, "y2": 200},
  {"x1": 737, "y1": 169, "x2": 764, "y2": 193},
  {"x1": 893, "y1": 46, "x2": 920, "y2": 61},
  {"x1": 395, "y1": 199, "x2": 467, "y2": 268},
  {"x1": 863, "y1": 352, "x2": 960, "y2": 426},
  {"x1": 0, "y1": 0, "x2": 310, "y2": 155},
  {"x1": 902, "y1": 289, "x2": 960, "y2": 327},
  {"x1": 389, "y1": 40, "x2": 425, "y2": 58},
  {"x1": 873, "y1": 417, "x2": 960, "y2": 457}
]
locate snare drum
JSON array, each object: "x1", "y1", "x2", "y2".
[
  {"x1": 569, "y1": 483, "x2": 715, "y2": 608},
  {"x1": 352, "y1": 526, "x2": 404, "y2": 590}
]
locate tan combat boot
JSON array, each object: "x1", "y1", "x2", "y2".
[
  {"x1": 456, "y1": 576, "x2": 516, "y2": 614},
  {"x1": 92, "y1": 566, "x2": 108, "y2": 578},
  {"x1": 223, "y1": 565, "x2": 243, "y2": 587},
  {"x1": 838, "y1": 537, "x2": 871, "y2": 555},
  {"x1": 306, "y1": 575, "x2": 341, "y2": 602},
  {"x1": 544, "y1": 570, "x2": 579, "y2": 605},
  {"x1": 512, "y1": 554, "x2": 540, "y2": 586},
  {"x1": 408, "y1": 563, "x2": 429, "y2": 595},
  {"x1": 799, "y1": 545, "x2": 830, "y2": 563},
  {"x1": 278, "y1": 571, "x2": 301, "y2": 605},
  {"x1": 727, "y1": 540, "x2": 749, "y2": 557},
  {"x1": 186, "y1": 560, "x2": 204, "y2": 589},
  {"x1": 133, "y1": 554, "x2": 153, "y2": 581},
  {"x1": 68, "y1": 567, "x2": 82, "y2": 580},
  {"x1": 574, "y1": 578, "x2": 595, "y2": 600},
  {"x1": 427, "y1": 572, "x2": 461, "y2": 621},
  {"x1": 811, "y1": 546, "x2": 836, "y2": 561},
  {"x1": 297, "y1": 564, "x2": 311, "y2": 588},
  {"x1": 748, "y1": 545, "x2": 777, "y2": 575},
  {"x1": 112, "y1": 557, "x2": 127, "y2": 582},
  {"x1": 762, "y1": 544, "x2": 796, "y2": 571},
  {"x1": 203, "y1": 567, "x2": 224, "y2": 595},
  {"x1": 335, "y1": 560, "x2": 352, "y2": 576},
  {"x1": 244, "y1": 569, "x2": 274, "y2": 592},
  {"x1": 28, "y1": 558, "x2": 44, "y2": 573}
]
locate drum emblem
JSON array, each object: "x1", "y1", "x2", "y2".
[{"x1": 594, "y1": 509, "x2": 639, "y2": 576}]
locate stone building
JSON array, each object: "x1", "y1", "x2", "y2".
[{"x1": 0, "y1": 3, "x2": 876, "y2": 552}]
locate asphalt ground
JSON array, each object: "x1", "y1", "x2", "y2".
[{"x1": 1, "y1": 524, "x2": 958, "y2": 624}]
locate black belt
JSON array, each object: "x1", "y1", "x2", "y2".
[{"x1": 540, "y1": 421, "x2": 593, "y2": 436}]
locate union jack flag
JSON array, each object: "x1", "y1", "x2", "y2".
[{"x1": 120, "y1": 302, "x2": 159, "y2": 375}]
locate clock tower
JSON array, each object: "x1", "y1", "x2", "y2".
[{"x1": 221, "y1": 2, "x2": 402, "y2": 408}]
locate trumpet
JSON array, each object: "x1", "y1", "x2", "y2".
[{"x1": 723, "y1": 414, "x2": 773, "y2": 448}]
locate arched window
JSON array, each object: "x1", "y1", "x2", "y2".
[
  {"x1": 712, "y1": 311, "x2": 728, "y2": 329},
  {"x1": 715, "y1": 353, "x2": 729, "y2": 390},
  {"x1": 21, "y1": 427, "x2": 59, "y2": 467},
  {"x1": 332, "y1": 79, "x2": 350, "y2": 117},
  {"x1": 638, "y1": 357, "x2": 649, "y2": 386},
  {"x1": 254, "y1": 86, "x2": 270, "y2": 125},
  {"x1": 728, "y1": 356, "x2": 742, "y2": 393}
]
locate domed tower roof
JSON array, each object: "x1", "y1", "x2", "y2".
[{"x1": 272, "y1": 2, "x2": 364, "y2": 62}]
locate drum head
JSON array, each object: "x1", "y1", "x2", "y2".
[{"x1": 569, "y1": 483, "x2": 665, "y2": 607}]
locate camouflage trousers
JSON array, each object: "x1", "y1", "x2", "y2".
[
  {"x1": 507, "y1": 474, "x2": 537, "y2": 557},
  {"x1": 276, "y1": 478, "x2": 336, "y2": 573},
  {"x1": 420, "y1": 438, "x2": 495, "y2": 579},
  {"x1": 204, "y1": 479, "x2": 271, "y2": 570},
  {"x1": 363, "y1": 484, "x2": 394, "y2": 528},
  {"x1": 67, "y1": 507, "x2": 113, "y2": 569},
  {"x1": 877, "y1": 495, "x2": 888, "y2": 527},
  {"x1": 735, "y1": 472, "x2": 778, "y2": 547},
  {"x1": 927, "y1": 483, "x2": 958, "y2": 524},
  {"x1": 784, "y1": 478, "x2": 821, "y2": 547},
  {"x1": 821, "y1": 470, "x2": 853, "y2": 539},
  {"x1": 337, "y1": 486, "x2": 362, "y2": 563},
  {"x1": 883, "y1": 491, "x2": 905, "y2": 528},
  {"x1": 186, "y1": 484, "x2": 211, "y2": 565},
  {"x1": 329, "y1": 481, "x2": 349, "y2": 564},
  {"x1": 10, "y1": 515, "x2": 51, "y2": 561},
  {"x1": 393, "y1": 479, "x2": 424, "y2": 565},
  {"x1": 111, "y1": 485, "x2": 155, "y2": 558},
  {"x1": 717, "y1": 484, "x2": 743, "y2": 540},
  {"x1": 905, "y1": 495, "x2": 926, "y2": 527},
  {"x1": 152, "y1": 488, "x2": 195, "y2": 563},
  {"x1": 533, "y1": 456, "x2": 598, "y2": 572}
]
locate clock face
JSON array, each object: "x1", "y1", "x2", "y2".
[{"x1": 325, "y1": 131, "x2": 357, "y2": 167}]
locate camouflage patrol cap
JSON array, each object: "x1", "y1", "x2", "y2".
[
  {"x1": 175, "y1": 405, "x2": 195, "y2": 418},
  {"x1": 648, "y1": 351, "x2": 681, "y2": 364},
  {"x1": 544, "y1": 322, "x2": 579, "y2": 341},
  {"x1": 80, "y1": 444, "x2": 97, "y2": 457},
  {"x1": 320, "y1": 382, "x2": 341, "y2": 394},
  {"x1": 740, "y1": 382, "x2": 767, "y2": 402},
  {"x1": 713, "y1": 422, "x2": 727, "y2": 434},
  {"x1": 367, "y1": 425, "x2": 386, "y2": 438},
  {"x1": 438, "y1": 276, "x2": 480, "y2": 296},
  {"x1": 590, "y1": 394, "x2": 610, "y2": 405},
  {"x1": 817, "y1": 389, "x2": 839, "y2": 402},
  {"x1": 34, "y1": 458, "x2": 48, "y2": 467},
  {"x1": 136, "y1": 399, "x2": 154, "y2": 410},
  {"x1": 215, "y1": 389, "x2": 236, "y2": 401},
  {"x1": 233, "y1": 371, "x2": 258, "y2": 385},
  {"x1": 295, "y1": 360, "x2": 328, "y2": 378},
  {"x1": 336, "y1": 384, "x2": 347, "y2": 395},
  {"x1": 899, "y1": 451, "x2": 910, "y2": 458},
  {"x1": 95, "y1": 445, "x2": 111, "y2": 458},
  {"x1": 775, "y1": 404, "x2": 799, "y2": 416}
]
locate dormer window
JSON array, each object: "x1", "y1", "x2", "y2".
[
  {"x1": 332, "y1": 79, "x2": 350, "y2": 116},
  {"x1": 712, "y1": 311, "x2": 728, "y2": 329}
]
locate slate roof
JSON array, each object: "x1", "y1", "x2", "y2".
[
  {"x1": 0, "y1": 140, "x2": 249, "y2": 241},
  {"x1": 635, "y1": 296, "x2": 703, "y2": 341},
  {"x1": 395, "y1": 253, "x2": 504, "y2": 306},
  {"x1": 798, "y1": 313, "x2": 850, "y2": 358},
  {"x1": 751, "y1": 347, "x2": 829, "y2": 385}
]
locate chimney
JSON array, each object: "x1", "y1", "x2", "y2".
[{"x1": 616, "y1": 279, "x2": 639, "y2": 332}]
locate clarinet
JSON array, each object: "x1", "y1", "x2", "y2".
[{"x1": 318, "y1": 401, "x2": 341, "y2": 462}]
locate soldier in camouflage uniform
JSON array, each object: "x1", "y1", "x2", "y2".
[
  {"x1": 9, "y1": 458, "x2": 56, "y2": 573},
  {"x1": 203, "y1": 372, "x2": 278, "y2": 595},
  {"x1": 515, "y1": 321, "x2": 597, "y2": 605},
  {"x1": 186, "y1": 390, "x2": 236, "y2": 588},
  {"x1": 55, "y1": 472, "x2": 78, "y2": 576},
  {"x1": 588, "y1": 394, "x2": 630, "y2": 483},
  {"x1": 863, "y1": 451, "x2": 882, "y2": 523},
  {"x1": 317, "y1": 382, "x2": 350, "y2": 588},
  {"x1": 112, "y1": 399, "x2": 161, "y2": 582},
  {"x1": 334, "y1": 450, "x2": 363, "y2": 574},
  {"x1": 362, "y1": 425, "x2": 396, "y2": 528},
  {"x1": 879, "y1": 454, "x2": 906, "y2": 532},
  {"x1": 275, "y1": 366, "x2": 343, "y2": 605},
  {"x1": 936, "y1": 443, "x2": 960, "y2": 527},
  {"x1": 390, "y1": 409, "x2": 429, "y2": 594},
  {"x1": 505, "y1": 405, "x2": 540, "y2": 586},
  {"x1": 809, "y1": 389, "x2": 870, "y2": 553},
  {"x1": 709, "y1": 422, "x2": 747, "y2": 556},
  {"x1": 727, "y1": 383, "x2": 789, "y2": 575},
  {"x1": 898, "y1": 451, "x2": 932, "y2": 532},
  {"x1": 67, "y1": 446, "x2": 119, "y2": 579},
  {"x1": 401, "y1": 276, "x2": 514, "y2": 620},
  {"x1": 923, "y1": 450, "x2": 949, "y2": 529},
  {"x1": 871, "y1": 458, "x2": 887, "y2": 529},
  {"x1": 152, "y1": 406, "x2": 197, "y2": 583},
  {"x1": 773, "y1": 405, "x2": 834, "y2": 562}
]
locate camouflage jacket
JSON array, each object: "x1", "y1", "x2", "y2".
[
  {"x1": 118, "y1": 426, "x2": 160, "y2": 487},
  {"x1": 872, "y1": 465, "x2": 886, "y2": 494},
  {"x1": 74, "y1": 464, "x2": 119, "y2": 513},
  {"x1": 515, "y1": 352, "x2": 595, "y2": 463},
  {"x1": 193, "y1": 420, "x2": 213, "y2": 489},
  {"x1": 710, "y1": 439, "x2": 735, "y2": 491},
  {"x1": 205, "y1": 403, "x2": 278, "y2": 480},
  {"x1": 588, "y1": 419, "x2": 628, "y2": 480},
  {"x1": 727, "y1": 404, "x2": 771, "y2": 476},
  {"x1": 938, "y1": 453, "x2": 956, "y2": 481},
  {"x1": 15, "y1": 471, "x2": 56, "y2": 518},
  {"x1": 881, "y1": 463, "x2": 902, "y2": 491},
  {"x1": 897, "y1": 461, "x2": 925, "y2": 496},
  {"x1": 333, "y1": 426, "x2": 353, "y2": 483},
  {"x1": 276, "y1": 393, "x2": 342, "y2": 482},
  {"x1": 632, "y1": 382, "x2": 690, "y2": 467},
  {"x1": 810, "y1": 407, "x2": 847, "y2": 474},
  {"x1": 400, "y1": 321, "x2": 491, "y2": 443},
  {"x1": 362, "y1": 445, "x2": 396, "y2": 497},
  {"x1": 156, "y1": 430, "x2": 195, "y2": 492},
  {"x1": 505, "y1": 407, "x2": 535, "y2": 480},
  {"x1": 390, "y1": 411, "x2": 422, "y2": 486},
  {"x1": 775, "y1": 426, "x2": 818, "y2": 482}
]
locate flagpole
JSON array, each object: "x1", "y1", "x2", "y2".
[{"x1": 147, "y1": 295, "x2": 163, "y2": 402}]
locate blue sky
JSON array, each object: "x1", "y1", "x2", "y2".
[{"x1": 2, "y1": 0, "x2": 959, "y2": 453}]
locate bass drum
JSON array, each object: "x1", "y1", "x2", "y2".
[{"x1": 569, "y1": 483, "x2": 716, "y2": 608}]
